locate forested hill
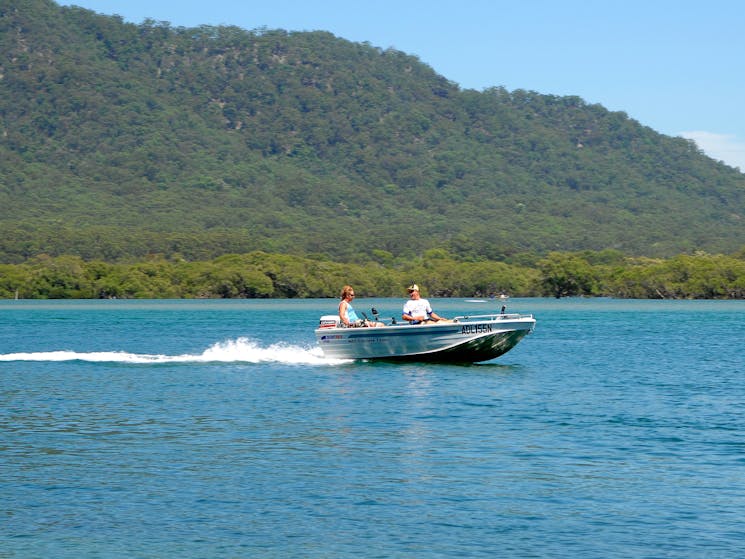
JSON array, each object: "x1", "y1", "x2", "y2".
[{"x1": 1, "y1": 0, "x2": 744, "y2": 264}]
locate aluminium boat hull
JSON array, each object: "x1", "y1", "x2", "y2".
[{"x1": 315, "y1": 314, "x2": 535, "y2": 363}]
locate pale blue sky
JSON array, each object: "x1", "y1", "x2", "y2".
[{"x1": 58, "y1": 0, "x2": 745, "y2": 171}]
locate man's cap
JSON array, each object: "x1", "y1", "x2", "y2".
[{"x1": 407, "y1": 284, "x2": 419, "y2": 292}]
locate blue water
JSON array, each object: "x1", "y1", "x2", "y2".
[{"x1": 1, "y1": 298, "x2": 743, "y2": 558}]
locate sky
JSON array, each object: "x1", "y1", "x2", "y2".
[{"x1": 57, "y1": 0, "x2": 745, "y2": 172}]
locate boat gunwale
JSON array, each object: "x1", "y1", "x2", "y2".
[{"x1": 314, "y1": 314, "x2": 535, "y2": 336}]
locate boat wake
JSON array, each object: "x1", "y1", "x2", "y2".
[{"x1": 0, "y1": 337, "x2": 350, "y2": 366}]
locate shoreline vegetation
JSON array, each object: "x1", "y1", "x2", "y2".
[{"x1": 1, "y1": 249, "x2": 744, "y2": 300}]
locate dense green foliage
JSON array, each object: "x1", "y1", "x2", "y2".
[
  {"x1": 1, "y1": 0, "x2": 744, "y2": 266},
  {"x1": 2, "y1": 250, "x2": 744, "y2": 300}
]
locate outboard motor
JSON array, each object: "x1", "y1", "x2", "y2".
[{"x1": 318, "y1": 315, "x2": 340, "y2": 328}]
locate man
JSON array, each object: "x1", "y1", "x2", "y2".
[{"x1": 402, "y1": 284, "x2": 448, "y2": 324}]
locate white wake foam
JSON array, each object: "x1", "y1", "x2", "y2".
[{"x1": 0, "y1": 337, "x2": 349, "y2": 365}]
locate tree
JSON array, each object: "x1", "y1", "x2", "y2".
[{"x1": 538, "y1": 252, "x2": 598, "y2": 298}]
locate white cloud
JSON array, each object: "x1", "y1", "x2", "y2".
[{"x1": 679, "y1": 131, "x2": 745, "y2": 172}]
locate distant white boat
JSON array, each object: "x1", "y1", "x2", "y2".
[{"x1": 315, "y1": 312, "x2": 535, "y2": 363}]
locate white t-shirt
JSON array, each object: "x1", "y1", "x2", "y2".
[{"x1": 403, "y1": 298, "x2": 432, "y2": 322}]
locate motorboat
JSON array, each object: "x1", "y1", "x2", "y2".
[{"x1": 315, "y1": 308, "x2": 535, "y2": 363}]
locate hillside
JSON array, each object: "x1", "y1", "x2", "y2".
[{"x1": 1, "y1": 0, "x2": 744, "y2": 264}]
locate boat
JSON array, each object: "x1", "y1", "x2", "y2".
[{"x1": 315, "y1": 309, "x2": 535, "y2": 363}]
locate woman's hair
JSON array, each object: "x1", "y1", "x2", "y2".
[{"x1": 340, "y1": 285, "x2": 354, "y2": 299}]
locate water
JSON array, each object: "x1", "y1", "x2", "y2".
[{"x1": 1, "y1": 298, "x2": 743, "y2": 558}]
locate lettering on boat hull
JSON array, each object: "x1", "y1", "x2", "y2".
[{"x1": 461, "y1": 323, "x2": 493, "y2": 335}]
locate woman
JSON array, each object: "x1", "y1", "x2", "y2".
[{"x1": 339, "y1": 285, "x2": 383, "y2": 327}]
